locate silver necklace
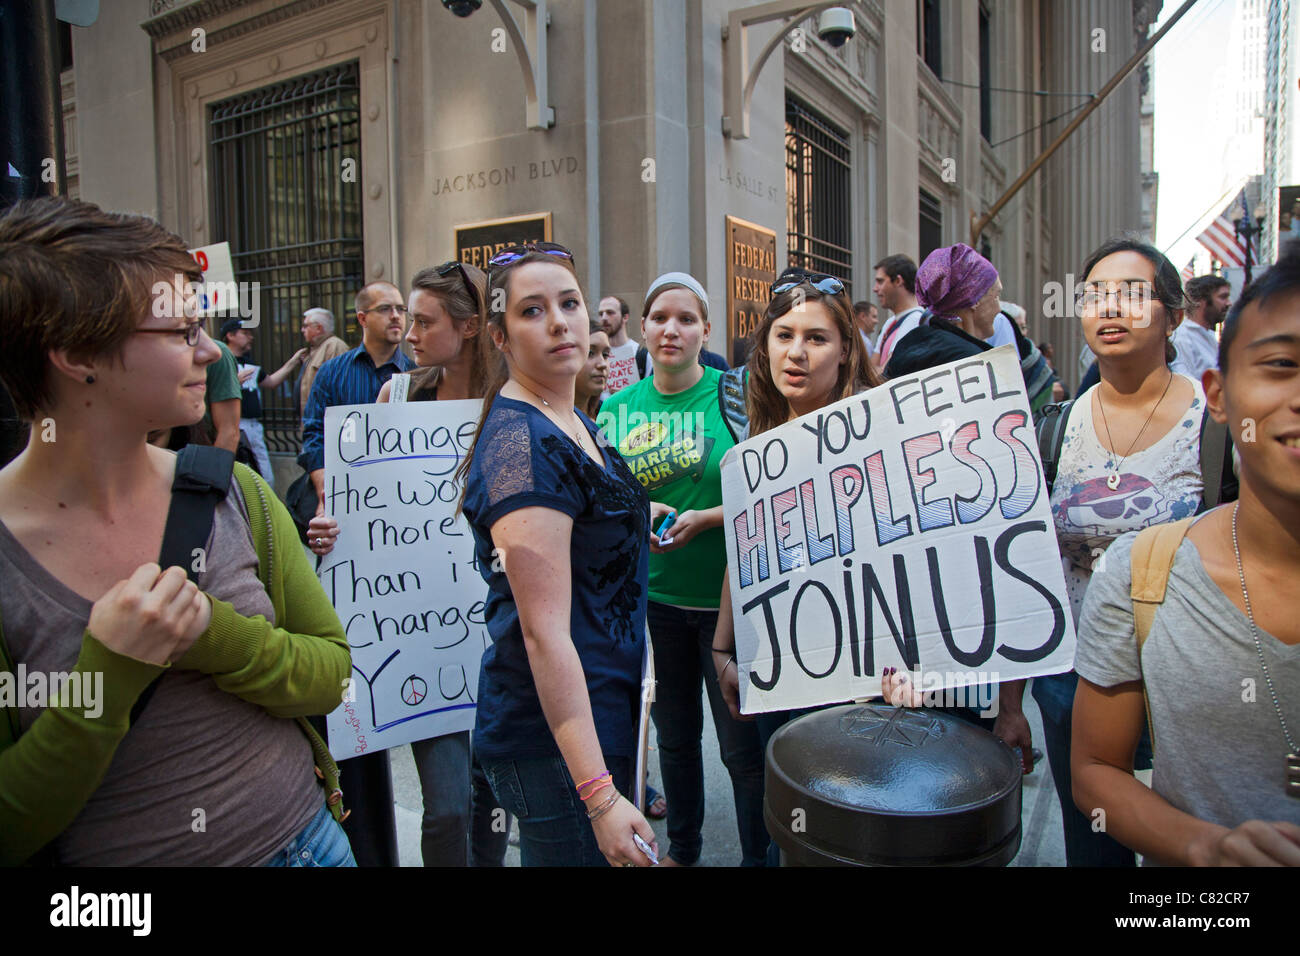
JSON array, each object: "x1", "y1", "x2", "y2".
[
  {"x1": 1231, "y1": 503, "x2": 1300, "y2": 798},
  {"x1": 514, "y1": 381, "x2": 588, "y2": 452},
  {"x1": 1096, "y1": 371, "x2": 1173, "y2": 491}
]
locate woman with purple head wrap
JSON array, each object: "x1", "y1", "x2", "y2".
[
  {"x1": 883, "y1": 243, "x2": 1004, "y2": 380},
  {"x1": 916, "y1": 243, "x2": 1003, "y2": 332}
]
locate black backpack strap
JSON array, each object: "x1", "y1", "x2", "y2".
[
  {"x1": 636, "y1": 345, "x2": 649, "y2": 379},
  {"x1": 1198, "y1": 410, "x2": 1237, "y2": 511},
  {"x1": 132, "y1": 445, "x2": 235, "y2": 725},
  {"x1": 1034, "y1": 400, "x2": 1074, "y2": 494},
  {"x1": 718, "y1": 365, "x2": 749, "y2": 443}
]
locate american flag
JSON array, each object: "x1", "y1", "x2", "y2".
[
  {"x1": 1180, "y1": 258, "x2": 1195, "y2": 283},
  {"x1": 1196, "y1": 193, "x2": 1253, "y2": 267}
]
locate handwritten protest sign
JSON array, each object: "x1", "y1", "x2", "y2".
[
  {"x1": 721, "y1": 346, "x2": 1075, "y2": 715},
  {"x1": 322, "y1": 401, "x2": 488, "y2": 757}
]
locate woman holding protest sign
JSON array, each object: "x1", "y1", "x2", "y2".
[
  {"x1": 0, "y1": 197, "x2": 353, "y2": 867},
  {"x1": 1032, "y1": 236, "x2": 1234, "y2": 867},
  {"x1": 307, "y1": 261, "x2": 511, "y2": 867},
  {"x1": 710, "y1": 268, "x2": 880, "y2": 745},
  {"x1": 454, "y1": 241, "x2": 658, "y2": 867},
  {"x1": 598, "y1": 272, "x2": 766, "y2": 866}
]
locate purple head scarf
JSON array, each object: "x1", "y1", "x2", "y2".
[{"x1": 915, "y1": 244, "x2": 999, "y2": 320}]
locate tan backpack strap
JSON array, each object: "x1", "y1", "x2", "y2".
[{"x1": 1127, "y1": 517, "x2": 1195, "y2": 755}]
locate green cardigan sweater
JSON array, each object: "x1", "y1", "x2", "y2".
[{"x1": 0, "y1": 464, "x2": 351, "y2": 866}]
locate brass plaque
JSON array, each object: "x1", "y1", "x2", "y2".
[{"x1": 725, "y1": 215, "x2": 777, "y2": 366}]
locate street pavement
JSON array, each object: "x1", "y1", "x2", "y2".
[{"x1": 388, "y1": 686, "x2": 1067, "y2": 867}]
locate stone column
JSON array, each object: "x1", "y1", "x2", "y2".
[{"x1": 1041, "y1": 0, "x2": 1145, "y2": 385}]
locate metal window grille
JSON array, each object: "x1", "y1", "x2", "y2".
[
  {"x1": 919, "y1": 189, "x2": 943, "y2": 262},
  {"x1": 920, "y1": 0, "x2": 942, "y2": 78},
  {"x1": 785, "y1": 97, "x2": 852, "y2": 294},
  {"x1": 209, "y1": 61, "x2": 364, "y2": 453},
  {"x1": 979, "y1": 2, "x2": 992, "y2": 142}
]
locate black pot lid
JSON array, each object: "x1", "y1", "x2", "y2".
[{"x1": 769, "y1": 704, "x2": 1021, "y2": 814}]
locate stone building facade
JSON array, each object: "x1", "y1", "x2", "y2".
[{"x1": 61, "y1": 0, "x2": 1152, "y2": 468}]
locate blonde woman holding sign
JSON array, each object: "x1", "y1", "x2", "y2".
[
  {"x1": 710, "y1": 267, "x2": 881, "y2": 728},
  {"x1": 306, "y1": 261, "x2": 510, "y2": 867}
]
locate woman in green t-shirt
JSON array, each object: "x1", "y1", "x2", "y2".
[{"x1": 598, "y1": 272, "x2": 767, "y2": 866}]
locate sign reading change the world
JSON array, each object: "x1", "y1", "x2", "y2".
[
  {"x1": 720, "y1": 346, "x2": 1075, "y2": 715},
  {"x1": 321, "y1": 400, "x2": 488, "y2": 757}
]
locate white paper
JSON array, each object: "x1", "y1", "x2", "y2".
[
  {"x1": 720, "y1": 346, "x2": 1076, "y2": 715},
  {"x1": 322, "y1": 401, "x2": 488, "y2": 757}
]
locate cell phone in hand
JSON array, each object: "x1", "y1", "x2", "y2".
[{"x1": 656, "y1": 511, "x2": 676, "y2": 545}]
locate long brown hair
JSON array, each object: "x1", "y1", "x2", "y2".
[
  {"x1": 746, "y1": 284, "x2": 881, "y2": 437},
  {"x1": 454, "y1": 248, "x2": 583, "y2": 507},
  {"x1": 576, "y1": 317, "x2": 607, "y2": 418},
  {"x1": 407, "y1": 263, "x2": 492, "y2": 399}
]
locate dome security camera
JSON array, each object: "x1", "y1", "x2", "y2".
[
  {"x1": 817, "y1": 7, "x2": 856, "y2": 48},
  {"x1": 442, "y1": 0, "x2": 482, "y2": 16}
]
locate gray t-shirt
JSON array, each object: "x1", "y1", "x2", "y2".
[
  {"x1": 1075, "y1": 529, "x2": 1300, "y2": 833},
  {"x1": 0, "y1": 483, "x2": 321, "y2": 865}
]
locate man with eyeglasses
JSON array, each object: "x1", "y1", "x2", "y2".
[{"x1": 297, "y1": 279, "x2": 413, "y2": 867}]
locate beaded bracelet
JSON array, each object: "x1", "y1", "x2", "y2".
[
  {"x1": 575, "y1": 771, "x2": 611, "y2": 796},
  {"x1": 587, "y1": 792, "x2": 620, "y2": 822}
]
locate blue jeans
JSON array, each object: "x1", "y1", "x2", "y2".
[
  {"x1": 264, "y1": 804, "x2": 357, "y2": 867},
  {"x1": 647, "y1": 602, "x2": 768, "y2": 866},
  {"x1": 1033, "y1": 671, "x2": 1152, "y2": 866},
  {"x1": 470, "y1": 742, "x2": 512, "y2": 866},
  {"x1": 410, "y1": 730, "x2": 471, "y2": 866},
  {"x1": 482, "y1": 754, "x2": 632, "y2": 867}
]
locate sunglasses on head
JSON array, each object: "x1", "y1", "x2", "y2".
[
  {"x1": 771, "y1": 272, "x2": 845, "y2": 297},
  {"x1": 435, "y1": 259, "x2": 482, "y2": 313},
  {"x1": 487, "y1": 241, "x2": 576, "y2": 269}
]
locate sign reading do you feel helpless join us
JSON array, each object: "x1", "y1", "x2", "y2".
[{"x1": 721, "y1": 346, "x2": 1075, "y2": 715}]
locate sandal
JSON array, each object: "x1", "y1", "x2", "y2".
[{"x1": 646, "y1": 789, "x2": 668, "y2": 819}]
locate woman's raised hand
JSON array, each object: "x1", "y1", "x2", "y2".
[
  {"x1": 87, "y1": 563, "x2": 212, "y2": 666},
  {"x1": 881, "y1": 667, "x2": 925, "y2": 707}
]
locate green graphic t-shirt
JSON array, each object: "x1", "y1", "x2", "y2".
[{"x1": 599, "y1": 367, "x2": 733, "y2": 608}]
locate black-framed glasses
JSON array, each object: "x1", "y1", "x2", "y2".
[
  {"x1": 771, "y1": 272, "x2": 845, "y2": 297},
  {"x1": 135, "y1": 322, "x2": 204, "y2": 346},
  {"x1": 361, "y1": 302, "x2": 409, "y2": 318},
  {"x1": 487, "y1": 241, "x2": 575, "y2": 269},
  {"x1": 435, "y1": 259, "x2": 482, "y2": 315}
]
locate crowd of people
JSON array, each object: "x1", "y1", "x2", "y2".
[{"x1": 0, "y1": 195, "x2": 1296, "y2": 868}]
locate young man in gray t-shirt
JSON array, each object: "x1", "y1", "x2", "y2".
[{"x1": 1072, "y1": 251, "x2": 1300, "y2": 866}]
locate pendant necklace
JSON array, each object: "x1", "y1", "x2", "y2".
[
  {"x1": 1232, "y1": 503, "x2": 1300, "y2": 798},
  {"x1": 1096, "y1": 371, "x2": 1173, "y2": 491},
  {"x1": 514, "y1": 381, "x2": 589, "y2": 452}
]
